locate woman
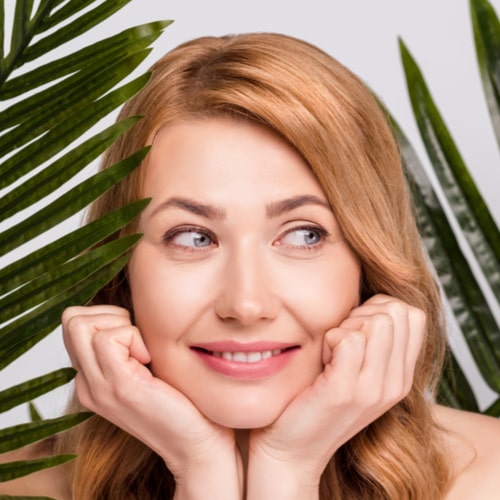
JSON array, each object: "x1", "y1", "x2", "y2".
[{"x1": 2, "y1": 32, "x2": 500, "y2": 499}]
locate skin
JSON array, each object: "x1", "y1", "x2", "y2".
[
  {"x1": 128, "y1": 117, "x2": 362, "y2": 430},
  {"x1": 1, "y1": 117, "x2": 499, "y2": 499}
]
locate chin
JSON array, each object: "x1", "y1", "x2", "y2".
[{"x1": 199, "y1": 398, "x2": 288, "y2": 429}]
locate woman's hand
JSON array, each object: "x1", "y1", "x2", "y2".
[
  {"x1": 246, "y1": 294, "x2": 425, "y2": 500},
  {"x1": 62, "y1": 305, "x2": 242, "y2": 500}
]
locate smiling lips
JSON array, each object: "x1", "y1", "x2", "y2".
[
  {"x1": 191, "y1": 341, "x2": 299, "y2": 379},
  {"x1": 211, "y1": 348, "x2": 283, "y2": 363}
]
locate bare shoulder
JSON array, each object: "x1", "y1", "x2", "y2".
[
  {"x1": 433, "y1": 404, "x2": 500, "y2": 499},
  {"x1": 0, "y1": 440, "x2": 70, "y2": 499}
]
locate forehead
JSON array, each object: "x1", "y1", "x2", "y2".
[{"x1": 142, "y1": 117, "x2": 327, "y2": 202}]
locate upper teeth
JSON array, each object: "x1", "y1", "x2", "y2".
[{"x1": 213, "y1": 349, "x2": 282, "y2": 363}]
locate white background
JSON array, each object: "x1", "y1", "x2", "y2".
[{"x1": 1, "y1": 0, "x2": 499, "y2": 427}]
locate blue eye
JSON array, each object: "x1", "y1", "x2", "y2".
[
  {"x1": 279, "y1": 226, "x2": 327, "y2": 247},
  {"x1": 164, "y1": 228, "x2": 215, "y2": 248}
]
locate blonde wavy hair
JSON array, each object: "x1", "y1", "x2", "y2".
[{"x1": 57, "y1": 33, "x2": 450, "y2": 498}]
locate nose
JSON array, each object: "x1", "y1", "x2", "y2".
[{"x1": 214, "y1": 244, "x2": 279, "y2": 325}]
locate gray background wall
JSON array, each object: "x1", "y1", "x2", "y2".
[{"x1": 1, "y1": 0, "x2": 499, "y2": 427}]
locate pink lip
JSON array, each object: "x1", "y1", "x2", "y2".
[
  {"x1": 190, "y1": 341, "x2": 300, "y2": 379},
  {"x1": 191, "y1": 340, "x2": 295, "y2": 352}
]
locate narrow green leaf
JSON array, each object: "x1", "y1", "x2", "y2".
[
  {"x1": 399, "y1": 38, "x2": 500, "y2": 299},
  {"x1": 484, "y1": 397, "x2": 500, "y2": 416},
  {"x1": 0, "y1": 454, "x2": 75, "y2": 483},
  {"x1": 0, "y1": 21, "x2": 170, "y2": 99},
  {"x1": 0, "y1": 74, "x2": 150, "y2": 188},
  {"x1": 0, "y1": 49, "x2": 149, "y2": 137},
  {"x1": 0, "y1": 199, "x2": 149, "y2": 293},
  {"x1": 10, "y1": 0, "x2": 30, "y2": 64},
  {"x1": 33, "y1": 0, "x2": 67, "y2": 19},
  {"x1": 470, "y1": 0, "x2": 500, "y2": 149},
  {"x1": 21, "y1": 0, "x2": 134, "y2": 64},
  {"x1": 39, "y1": 0, "x2": 130, "y2": 32},
  {"x1": 393, "y1": 118, "x2": 500, "y2": 392},
  {"x1": 36, "y1": 0, "x2": 96, "y2": 30},
  {"x1": 0, "y1": 255, "x2": 129, "y2": 369},
  {"x1": 0, "y1": 369, "x2": 75, "y2": 414},
  {"x1": 437, "y1": 351, "x2": 479, "y2": 411},
  {"x1": 0, "y1": 0, "x2": 5, "y2": 67},
  {"x1": 0, "y1": 234, "x2": 141, "y2": 321},
  {"x1": 28, "y1": 403, "x2": 42, "y2": 422},
  {"x1": 0, "y1": 117, "x2": 141, "y2": 221},
  {"x1": 437, "y1": 377, "x2": 463, "y2": 410},
  {"x1": 0, "y1": 148, "x2": 148, "y2": 255},
  {"x1": 31, "y1": 0, "x2": 67, "y2": 22},
  {"x1": 0, "y1": 413, "x2": 91, "y2": 453},
  {"x1": 1, "y1": 0, "x2": 60, "y2": 84},
  {"x1": 24, "y1": 0, "x2": 34, "y2": 24}
]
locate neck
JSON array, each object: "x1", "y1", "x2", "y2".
[{"x1": 235, "y1": 429, "x2": 250, "y2": 496}]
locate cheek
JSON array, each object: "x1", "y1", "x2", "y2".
[
  {"x1": 128, "y1": 242, "x2": 216, "y2": 343},
  {"x1": 278, "y1": 250, "x2": 361, "y2": 336}
]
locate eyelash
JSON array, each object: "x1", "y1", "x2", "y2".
[
  {"x1": 276, "y1": 225, "x2": 330, "y2": 250},
  {"x1": 161, "y1": 224, "x2": 330, "y2": 251},
  {"x1": 162, "y1": 226, "x2": 218, "y2": 250}
]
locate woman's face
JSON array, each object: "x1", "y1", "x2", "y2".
[{"x1": 128, "y1": 117, "x2": 361, "y2": 428}]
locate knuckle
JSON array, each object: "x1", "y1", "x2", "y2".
[
  {"x1": 61, "y1": 306, "x2": 83, "y2": 326},
  {"x1": 410, "y1": 307, "x2": 426, "y2": 327},
  {"x1": 90, "y1": 329, "x2": 108, "y2": 349},
  {"x1": 371, "y1": 312, "x2": 393, "y2": 329},
  {"x1": 344, "y1": 330, "x2": 365, "y2": 347},
  {"x1": 385, "y1": 299, "x2": 407, "y2": 317},
  {"x1": 65, "y1": 314, "x2": 90, "y2": 336}
]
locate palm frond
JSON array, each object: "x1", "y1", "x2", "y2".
[
  {"x1": 470, "y1": 0, "x2": 500, "y2": 149},
  {"x1": 0, "y1": 0, "x2": 170, "y2": 484},
  {"x1": 395, "y1": 0, "x2": 500, "y2": 415}
]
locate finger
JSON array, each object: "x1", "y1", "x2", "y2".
[
  {"x1": 350, "y1": 300, "x2": 423, "y2": 391},
  {"x1": 358, "y1": 293, "x2": 394, "y2": 306},
  {"x1": 346, "y1": 299, "x2": 421, "y2": 405},
  {"x1": 92, "y1": 325, "x2": 152, "y2": 382},
  {"x1": 321, "y1": 328, "x2": 366, "y2": 392},
  {"x1": 62, "y1": 305, "x2": 130, "y2": 322},
  {"x1": 352, "y1": 312, "x2": 395, "y2": 386},
  {"x1": 404, "y1": 306, "x2": 426, "y2": 383},
  {"x1": 363, "y1": 300, "x2": 411, "y2": 373},
  {"x1": 63, "y1": 311, "x2": 134, "y2": 378}
]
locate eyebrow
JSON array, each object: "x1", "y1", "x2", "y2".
[
  {"x1": 150, "y1": 194, "x2": 332, "y2": 220},
  {"x1": 265, "y1": 195, "x2": 332, "y2": 218},
  {"x1": 150, "y1": 197, "x2": 226, "y2": 219}
]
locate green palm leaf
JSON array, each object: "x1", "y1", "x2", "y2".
[
  {"x1": 0, "y1": 454, "x2": 76, "y2": 483},
  {"x1": 0, "y1": 199, "x2": 150, "y2": 293},
  {"x1": 0, "y1": 254, "x2": 130, "y2": 370},
  {"x1": 0, "y1": 148, "x2": 149, "y2": 255},
  {"x1": 438, "y1": 350, "x2": 479, "y2": 412},
  {"x1": 0, "y1": 369, "x2": 75, "y2": 414},
  {"x1": 393, "y1": 117, "x2": 500, "y2": 401},
  {"x1": 0, "y1": 0, "x2": 170, "y2": 486},
  {"x1": 399, "y1": 39, "x2": 500, "y2": 299},
  {"x1": 396, "y1": 3, "x2": 500, "y2": 415},
  {"x1": 0, "y1": 117, "x2": 141, "y2": 220},
  {"x1": 471, "y1": 0, "x2": 500, "y2": 148},
  {"x1": 0, "y1": 22, "x2": 170, "y2": 99},
  {"x1": 0, "y1": 235, "x2": 141, "y2": 322},
  {"x1": 28, "y1": 403, "x2": 42, "y2": 423},
  {"x1": 0, "y1": 413, "x2": 92, "y2": 454}
]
